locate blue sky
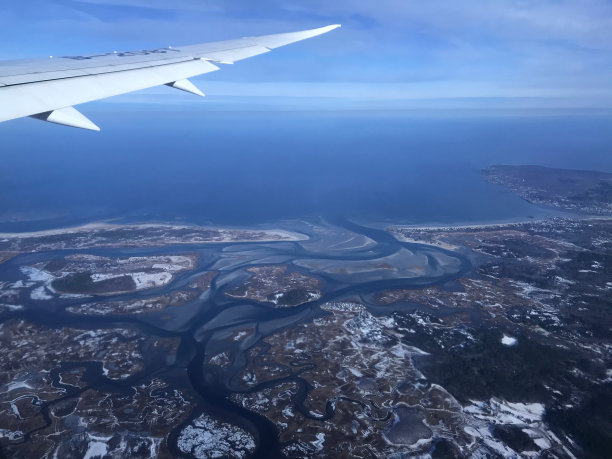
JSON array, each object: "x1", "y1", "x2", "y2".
[{"x1": 2, "y1": 0, "x2": 612, "y2": 107}]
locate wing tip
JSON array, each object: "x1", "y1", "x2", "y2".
[{"x1": 317, "y1": 24, "x2": 342, "y2": 34}]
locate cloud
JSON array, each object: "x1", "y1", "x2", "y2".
[
  {"x1": 1, "y1": 0, "x2": 611, "y2": 104},
  {"x1": 66, "y1": 0, "x2": 612, "y2": 46}
]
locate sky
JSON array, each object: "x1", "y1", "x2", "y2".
[
  {"x1": 2, "y1": 1, "x2": 612, "y2": 228},
  {"x1": 1, "y1": 0, "x2": 612, "y2": 108}
]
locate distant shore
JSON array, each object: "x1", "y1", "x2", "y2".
[
  {"x1": 386, "y1": 215, "x2": 612, "y2": 251},
  {"x1": 388, "y1": 214, "x2": 612, "y2": 232}
]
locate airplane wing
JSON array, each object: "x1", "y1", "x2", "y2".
[{"x1": 0, "y1": 24, "x2": 340, "y2": 131}]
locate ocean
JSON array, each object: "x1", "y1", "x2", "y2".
[{"x1": 2, "y1": 105, "x2": 612, "y2": 231}]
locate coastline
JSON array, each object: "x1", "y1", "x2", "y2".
[
  {"x1": 386, "y1": 214, "x2": 612, "y2": 232},
  {"x1": 0, "y1": 222, "x2": 308, "y2": 242},
  {"x1": 2, "y1": 214, "x2": 612, "y2": 246},
  {"x1": 386, "y1": 215, "x2": 612, "y2": 251}
]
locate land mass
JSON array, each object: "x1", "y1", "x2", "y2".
[
  {"x1": 226, "y1": 265, "x2": 321, "y2": 307},
  {"x1": 0, "y1": 223, "x2": 307, "y2": 255},
  {"x1": 1, "y1": 165, "x2": 612, "y2": 458},
  {"x1": 484, "y1": 164, "x2": 612, "y2": 215}
]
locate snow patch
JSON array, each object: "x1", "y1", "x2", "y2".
[
  {"x1": 31, "y1": 286, "x2": 53, "y2": 300},
  {"x1": 0, "y1": 304, "x2": 24, "y2": 311},
  {"x1": 311, "y1": 433, "x2": 325, "y2": 451},
  {"x1": 349, "y1": 368, "x2": 363, "y2": 377},
  {"x1": 90, "y1": 273, "x2": 119, "y2": 282},
  {"x1": 6, "y1": 380, "x2": 32, "y2": 391},
  {"x1": 465, "y1": 399, "x2": 545, "y2": 425},
  {"x1": 178, "y1": 412, "x2": 255, "y2": 458},
  {"x1": 131, "y1": 272, "x2": 173, "y2": 289},
  {"x1": 0, "y1": 429, "x2": 23, "y2": 441},
  {"x1": 83, "y1": 436, "x2": 110, "y2": 459},
  {"x1": 20, "y1": 267, "x2": 54, "y2": 283},
  {"x1": 463, "y1": 398, "x2": 561, "y2": 456}
]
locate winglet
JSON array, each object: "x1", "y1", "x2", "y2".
[
  {"x1": 166, "y1": 79, "x2": 205, "y2": 97},
  {"x1": 250, "y1": 24, "x2": 342, "y2": 50},
  {"x1": 31, "y1": 107, "x2": 100, "y2": 131}
]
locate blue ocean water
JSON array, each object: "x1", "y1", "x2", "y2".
[{"x1": 2, "y1": 106, "x2": 612, "y2": 231}]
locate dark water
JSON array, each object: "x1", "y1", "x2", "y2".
[{"x1": 2, "y1": 107, "x2": 612, "y2": 231}]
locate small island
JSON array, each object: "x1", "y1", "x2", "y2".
[
  {"x1": 226, "y1": 265, "x2": 321, "y2": 307},
  {"x1": 0, "y1": 222, "x2": 308, "y2": 256}
]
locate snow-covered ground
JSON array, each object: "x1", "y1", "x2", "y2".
[
  {"x1": 0, "y1": 223, "x2": 307, "y2": 242},
  {"x1": 87, "y1": 259, "x2": 183, "y2": 290},
  {"x1": 20, "y1": 267, "x2": 56, "y2": 300},
  {"x1": 82, "y1": 435, "x2": 111, "y2": 459},
  {"x1": 51, "y1": 431, "x2": 162, "y2": 459},
  {"x1": 463, "y1": 398, "x2": 569, "y2": 457},
  {"x1": 0, "y1": 428, "x2": 23, "y2": 441},
  {"x1": 20, "y1": 266, "x2": 54, "y2": 283},
  {"x1": 465, "y1": 399, "x2": 545, "y2": 425},
  {"x1": 131, "y1": 272, "x2": 173, "y2": 289},
  {"x1": 30, "y1": 286, "x2": 52, "y2": 300},
  {"x1": 178, "y1": 412, "x2": 255, "y2": 459}
]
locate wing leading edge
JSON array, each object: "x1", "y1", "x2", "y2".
[{"x1": 0, "y1": 24, "x2": 340, "y2": 130}]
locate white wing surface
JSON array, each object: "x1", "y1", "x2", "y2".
[{"x1": 0, "y1": 24, "x2": 340, "y2": 130}]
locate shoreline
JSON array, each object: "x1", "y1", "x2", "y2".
[
  {"x1": 386, "y1": 215, "x2": 612, "y2": 251},
  {"x1": 387, "y1": 214, "x2": 612, "y2": 232},
  {"x1": 0, "y1": 222, "x2": 308, "y2": 242},
  {"x1": 2, "y1": 214, "x2": 611, "y2": 242}
]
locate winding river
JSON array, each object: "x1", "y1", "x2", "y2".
[{"x1": 0, "y1": 219, "x2": 472, "y2": 457}]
